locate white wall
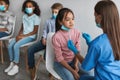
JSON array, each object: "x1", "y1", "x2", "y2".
[{"x1": 9, "y1": 0, "x2": 120, "y2": 56}]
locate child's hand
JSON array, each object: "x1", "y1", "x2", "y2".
[
  {"x1": 16, "y1": 34, "x2": 25, "y2": 42},
  {"x1": 16, "y1": 35, "x2": 22, "y2": 42},
  {"x1": 42, "y1": 38, "x2": 46, "y2": 46},
  {"x1": 74, "y1": 65, "x2": 79, "y2": 72},
  {"x1": 67, "y1": 40, "x2": 79, "y2": 54},
  {"x1": 82, "y1": 33, "x2": 92, "y2": 46},
  {"x1": 72, "y1": 70, "x2": 80, "y2": 80}
]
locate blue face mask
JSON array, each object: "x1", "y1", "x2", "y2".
[
  {"x1": 96, "y1": 23, "x2": 101, "y2": 28},
  {"x1": 52, "y1": 14, "x2": 57, "y2": 19},
  {"x1": 0, "y1": 5, "x2": 5, "y2": 11},
  {"x1": 25, "y1": 8, "x2": 33, "y2": 14},
  {"x1": 61, "y1": 25, "x2": 70, "y2": 31}
]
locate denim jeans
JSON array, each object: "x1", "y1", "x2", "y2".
[
  {"x1": 54, "y1": 60, "x2": 91, "y2": 80},
  {"x1": 0, "y1": 32, "x2": 9, "y2": 38},
  {"x1": 28, "y1": 40, "x2": 46, "y2": 69},
  {"x1": 8, "y1": 37, "x2": 34, "y2": 63},
  {"x1": 79, "y1": 75, "x2": 94, "y2": 80}
]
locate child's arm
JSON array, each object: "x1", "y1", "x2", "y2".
[
  {"x1": 6, "y1": 14, "x2": 16, "y2": 33},
  {"x1": 41, "y1": 20, "x2": 49, "y2": 45},
  {"x1": 42, "y1": 20, "x2": 48, "y2": 39},
  {"x1": 18, "y1": 24, "x2": 23, "y2": 35},
  {"x1": 0, "y1": 28, "x2": 8, "y2": 32},
  {"x1": 16, "y1": 25, "x2": 38, "y2": 41},
  {"x1": 74, "y1": 56, "x2": 79, "y2": 72},
  {"x1": 16, "y1": 25, "x2": 23, "y2": 41},
  {"x1": 20, "y1": 25, "x2": 38, "y2": 37}
]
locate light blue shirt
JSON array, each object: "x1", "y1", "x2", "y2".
[
  {"x1": 81, "y1": 33, "x2": 120, "y2": 80},
  {"x1": 42, "y1": 18, "x2": 55, "y2": 39},
  {"x1": 23, "y1": 14, "x2": 40, "y2": 38}
]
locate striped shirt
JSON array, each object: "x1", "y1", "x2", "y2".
[
  {"x1": 52, "y1": 28, "x2": 80, "y2": 62},
  {"x1": 0, "y1": 11, "x2": 15, "y2": 34}
]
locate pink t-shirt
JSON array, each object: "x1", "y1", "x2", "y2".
[{"x1": 52, "y1": 28, "x2": 80, "y2": 62}]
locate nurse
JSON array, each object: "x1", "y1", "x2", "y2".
[{"x1": 68, "y1": 0, "x2": 120, "y2": 80}]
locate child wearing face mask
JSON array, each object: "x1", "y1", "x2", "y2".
[
  {"x1": 4, "y1": 0, "x2": 41, "y2": 76},
  {"x1": 27, "y1": 3, "x2": 63, "y2": 80},
  {"x1": 0, "y1": 0, "x2": 16, "y2": 38},
  {"x1": 52, "y1": 8, "x2": 91, "y2": 80}
]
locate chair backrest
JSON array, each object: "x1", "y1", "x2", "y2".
[
  {"x1": 10, "y1": 15, "x2": 16, "y2": 38},
  {"x1": 46, "y1": 32, "x2": 62, "y2": 79}
]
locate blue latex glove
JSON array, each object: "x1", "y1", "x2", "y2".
[
  {"x1": 67, "y1": 40, "x2": 79, "y2": 54},
  {"x1": 82, "y1": 33, "x2": 92, "y2": 46}
]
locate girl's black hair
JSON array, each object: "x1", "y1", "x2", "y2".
[
  {"x1": 55, "y1": 8, "x2": 74, "y2": 32},
  {"x1": 1, "y1": 0, "x2": 9, "y2": 5},
  {"x1": 22, "y1": 0, "x2": 41, "y2": 16}
]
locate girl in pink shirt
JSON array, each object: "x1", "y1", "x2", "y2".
[{"x1": 52, "y1": 8, "x2": 90, "y2": 80}]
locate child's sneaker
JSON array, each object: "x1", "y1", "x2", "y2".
[
  {"x1": 7, "y1": 65, "x2": 19, "y2": 76},
  {"x1": 4, "y1": 62, "x2": 14, "y2": 73}
]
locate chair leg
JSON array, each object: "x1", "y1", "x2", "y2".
[
  {"x1": 35, "y1": 55, "x2": 42, "y2": 71},
  {"x1": 24, "y1": 47, "x2": 29, "y2": 72},
  {"x1": 49, "y1": 73, "x2": 54, "y2": 80},
  {"x1": 0, "y1": 41, "x2": 4, "y2": 64}
]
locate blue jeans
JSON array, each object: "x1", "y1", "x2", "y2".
[
  {"x1": 8, "y1": 37, "x2": 34, "y2": 63},
  {"x1": 28, "y1": 40, "x2": 46, "y2": 69},
  {"x1": 79, "y1": 75, "x2": 94, "y2": 80},
  {"x1": 0, "y1": 32, "x2": 9, "y2": 38},
  {"x1": 54, "y1": 60, "x2": 91, "y2": 80}
]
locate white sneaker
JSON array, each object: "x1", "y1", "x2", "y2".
[
  {"x1": 7, "y1": 65, "x2": 19, "y2": 76},
  {"x1": 4, "y1": 62, "x2": 14, "y2": 73}
]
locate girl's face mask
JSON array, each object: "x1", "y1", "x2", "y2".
[
  {"x1": 61, "y1": 25, "x2": 70, "y2": 31},
  {"x1": 25, "y1": 8, "x2": 33, "y2": 14},
  {"x1": 0, "y1": 5, "x2": 5, "y2": 11}
]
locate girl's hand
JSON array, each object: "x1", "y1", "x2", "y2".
[
  {"x1": 72, "y1": 70, "x2": 80, "y2": 80},
  {"x1": 16, "y1": 34, "x2": 25, "y2": 41},
  {"x1": 16, "y1": 36, "x2": 21, "y2": 42},
  {"x1": 74, "y1": 64, "x2": 79, "y2": 72}
]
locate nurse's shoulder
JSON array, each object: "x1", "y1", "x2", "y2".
[{"x1": 90, "y1": 33, "x2": 108, "y2": 47}]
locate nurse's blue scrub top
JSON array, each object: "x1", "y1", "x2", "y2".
[{"x1": 81, "y1": 33, "x2": 120, "y2": 80}]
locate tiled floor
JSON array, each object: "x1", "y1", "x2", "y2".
[{"x1": 0, "y1": 47, "x2": 49, "y2": 80}]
